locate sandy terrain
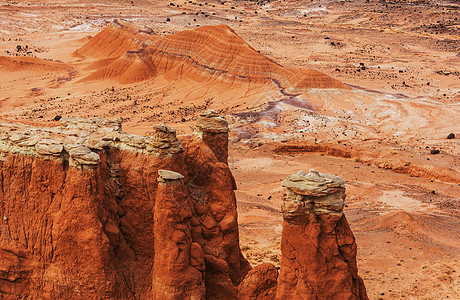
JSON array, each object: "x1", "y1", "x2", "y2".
[{"x1": 0, "y1": 0, "x2": 459, "y2": 299}]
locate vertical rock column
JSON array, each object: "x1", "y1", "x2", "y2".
[
  {"x1": 194, "y1": 110, "x2": 229, "y2": 164},
  {"x1": 152, "y1": 170, "x2": 206, "y2": 300},
  {"x1": 183, "y1": 110, "x2": 251, "y2": 299},
  {"x1": 276, "y1": 170, "x2": 368, "y2": 300}
]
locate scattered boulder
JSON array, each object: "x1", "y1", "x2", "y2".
[
  {"x1": 447, "y1": 133, "x2": 455, "y2": 139},
  {"x1": 157, "y1": 169, "x2": 184, "y2": 182},
  {"x1": 430, "y1": 149, "x2": 440, "y2": 154}
]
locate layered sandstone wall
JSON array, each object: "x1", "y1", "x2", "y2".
[
  {"x1": 0, "y1": 112, "x2": 249, "y2": 299},
  {"x1": 0, "y1": 113, "x2": 367, "y2": 299}
]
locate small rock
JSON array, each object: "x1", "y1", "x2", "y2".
[
  {"x1": 430, "y1": 149, "x2": 440, "y2": 154},
  {"x1": 35, "y1": 139, "x2": 63, "y2": 155},
  {"x1": 158, "y1": 169, "x2": 184, "y2": 182},
  {"x1": 70, "y1": 147, "x2": 100, "y2": 166},
  {"x1": 53, "y1": 115, "x2": 62, "y2": 121}
]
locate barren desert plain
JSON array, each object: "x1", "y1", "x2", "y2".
[{"x1": 0, "y1": 0, "x2": 459, "y2": 299}]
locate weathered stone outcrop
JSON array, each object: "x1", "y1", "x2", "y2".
[
  {"x1": 238, "y1": 263, "x2": 278, "y2": 300},
  {"x1": 0, "y1": 113, "x2": 368, "y2": 300},
  {"x1": 184, "y1": 110, "x2": 251, "y2": 299},
  {"x1": 194, "y1": 110, "x2": 229, "y2": 164},
  {"x1": 0, "y1": 113, "x2": 248, "y2": 299},
  {"x1": 0, "y1": 117, "x2": 183, "y2": 169},
  {"x1": 153, "y1": 170, "x2": 205, "y2": 299},
  {"x1": 276, "y1": 170, "x2": 368, "y2": 300}
]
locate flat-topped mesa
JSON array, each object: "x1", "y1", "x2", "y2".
[
  {"x1": 194, "y1": 110, "x2": 229, "y2": 163},
  {"x1": 277, "y1": 170, "x2": 368, "y2": 300},
  {"x1": 281, "y1": 169, "x2": 345, "y2": 221},
  {"x1": 0, "y1": 118, "x2": 184, "y2": 169}
]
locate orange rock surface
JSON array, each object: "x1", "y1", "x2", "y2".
[
  {"x1": 153, "y1": 169, "x2": 206, "y2": 299},
  {"x1": 238, "y1": 263, "x2": 279, "y2": 300},
  {"x1": 183, "y1": 110, "x2": 251, "y2": 298},
  {"x1": 276, "y1": 170, "x2": 368, "y2": 300},
  {"x1": 75, "y1": 21, "x2": 348, "y2": 90},
  {"x1": 0, "y1": 1, "x2": 458, "y2": 298},
  {"x1": 0, "y1": 112, "x2": 250, "y2": 299}
]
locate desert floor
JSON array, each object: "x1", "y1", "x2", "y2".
[{"x1": 0, "y1": 0, "x2": 459, "y2": 299}]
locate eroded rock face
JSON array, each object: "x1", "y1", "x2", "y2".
[
  {"x1": 276, "y1": 169, "x2": 368, "y2": 300},
  {"x1": 194, "y1": 110, "x2": 229, "y2": 163},
  {"x1": 0, "y1": 114, "x2": 248, "y2": 299},
  {"x1": 184, "y1": 111, "x2": 251, "y2": 299},
  {"x1": 0, "y1": 114, "x2": 368, "y2": 300},
  {"x1": 238, "y1": 263, "x2": 278, "y2": 300},
  {"x1": 153, "y1": 170, "x2": 205, "y2": 299}
]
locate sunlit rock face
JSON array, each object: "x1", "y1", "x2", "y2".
[
  {"x1": 276, "y1": 170, "x2": 368, "y2": 300},
  {"x1": 0, "y1": 112, "x2": 249, "y2": 299}
]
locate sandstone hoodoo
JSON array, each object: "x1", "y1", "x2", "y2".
[
  {"x1": 183, "y1": 110, "x2": 251, "y2": 299},
  {"x1": 153, "y1": 169, "x2": 206, "y2": 299},
  {"x1": 0, "y1": 112, "x2": 368, "y2": 299},
  {"x1": 0, "y1": 112, "x2": 250, "y2": 299},
  {"x1": 276, "y1": 170, "x2": 368, "y2": 299},
  {"x1": 194, "y1": 110, "x2": 230, "y2": 163}
]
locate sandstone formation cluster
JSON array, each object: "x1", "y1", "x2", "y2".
[
  {"x1": 0, "y1": 111, "x2": 366, "y2": 299},
  {"x1": 0, "y1": 111, "x2": 249, "y2": 299}
]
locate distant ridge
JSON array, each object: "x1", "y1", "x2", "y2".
[{"x1": 75, "y1": 20, "x2": 348, "y2": 91}]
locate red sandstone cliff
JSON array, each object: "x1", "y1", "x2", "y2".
[
  {"x1": 0, "y1": 113, "x2": 367, "y2": 299},
  {"x1": 0, "y1": 112, "x2": 249, "y2": 299}
]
